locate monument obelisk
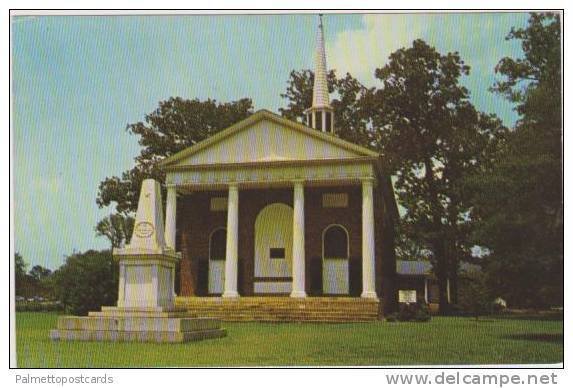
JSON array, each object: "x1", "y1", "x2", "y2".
[
  {"x1": 50, "y1": 179, "x2": 226, "y2": 343},
  {"x1": 113, "y1": 179, "x2": 180, "y2": 311}
]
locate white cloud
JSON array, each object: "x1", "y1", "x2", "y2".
[{"x1": 328, "y1": 14, "x2": 429, "y2": 85}]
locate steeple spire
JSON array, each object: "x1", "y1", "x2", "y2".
[
  {"x1": 312, "y1": 14, "x2": 330, "y2": 108},
  {"x1": 305, "y1": 14, "x2": 334, "y2": 133}
]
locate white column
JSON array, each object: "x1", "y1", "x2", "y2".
[
  {"x1": 424, "y1": 278, "x2": 428, "y2": 304},
  {"x1": 361, "y1": 178, "x2": 377, "y2": 298},
  {"x1": 165, "y1": 186, "x2": 177, "y2": 249},
  {"x1": 291, "y1": 181, "x2": 307, "y2": 298},
  {"x1": 223, "y1": 184, "x2": 239, "y2": 298},
  {"x1": 321, "y1": 111, "x2": 327, "y2": 132}
]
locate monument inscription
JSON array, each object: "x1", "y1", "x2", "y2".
[{"x1": 134, "y1": 221, "x2": 155, "y2": 238}]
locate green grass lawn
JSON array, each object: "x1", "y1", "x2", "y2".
[{"x1": 16, "y1": 312, "x2": 562, "y2": 367}]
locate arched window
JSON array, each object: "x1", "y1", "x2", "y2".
[
  {"x1": 209, "y1": 228, "x2": 226, "y2": 261},
  {"x1": 323, "y1": 225, "x2": 349, "y2": 259}
]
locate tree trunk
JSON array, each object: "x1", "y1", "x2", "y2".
[
  {"x1": 423, "y1": 158, "x2": 451, "y2": 315},
  {"x1": 434, "y1": 238, "x2": 451, "y2": 315}
]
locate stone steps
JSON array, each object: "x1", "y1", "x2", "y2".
[
  {"x1": 175, "y1": 297, "x2": 381, "y2": 322},
  {"x1": 49, "y1": 328, "x2": 227, "y2": 343},
  {"x1": 185, "y1": 316, "x2": 376, "y2": 323},
  {"x1": 183, "y1": 311, "x2": 378, "y2": 316},
  {"x1": 50, "y1": 311, "x2": 227, "y2": 343},
  {"x1": 56, "y1": 316, "x2": 221, "y2": 332},
  {"x1": 180, "y1": 306, "x2": 378, "y2": 311}
]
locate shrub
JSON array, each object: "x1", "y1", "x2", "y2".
[
  {"x1": 385, "y1": 312, "x2": 399, "y2": 322},
  {"x1": 53, "y1": 250, "x2": 118, "y2": 316},
  {"x1": 398, "y1": 303, "x2": 416, "y2": 321},
  {"x1": 413, "y1": 304, "x2": 431, "y2": 322},
  {"x1": 393, "y1": 302, "x2": 432, "y2": 322}
]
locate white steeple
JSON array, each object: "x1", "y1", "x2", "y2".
[
  {"x1": 305, "y1": 14, "x2": 335, "y2": 133},
  {"x1": 312, "y1": 15, "x2": 330, "y2": 108}
]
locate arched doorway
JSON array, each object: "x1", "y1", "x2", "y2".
[
  {"x1": 208, "y1": 227, "x2": 226, "y2": 295},
  {"x1": 322, "y1": 224, "x2": 349, "y2": 295},
  {"x1": 254, "y1": 203, "x2": 293, "y2": 294}
]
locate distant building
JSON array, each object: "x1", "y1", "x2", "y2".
[{"x1": 397, "y1": 260, "x2": 481, "y2": 310}]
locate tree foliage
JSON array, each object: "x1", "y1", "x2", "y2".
[
  {"x1": 468, "y1": 13, "x2": 562, "y2": 308},
  {"x1": 15, "y1": 253, "x2": 26, "y2": 285},
  {"x1": 364, "y1": 39, "x2": 506, "y2": 313},
  {"x1": 394, "y1": 225, "x2": 432, "y2": 262},
  {"x1": 53, "y1": 250, "x2": 118, "y2": 315},
  {"x1": 28, "y1": 265, "x2": 52, "y2": 282},
  {"x1": 95, "y1": 213, "x2": 135, "y2": 248},
  {"x1": 457, "y1": 269, "x2": 492, "y2": 320},
  {"x1": 97, "y1": 98, "x2": 254, "y2": 214},
  {"x1": 491, "y1": 12, "x2": 561, "y2": 129},
  {"x1": 14, "y1": 253, "x2": 55, "y2": 298}
]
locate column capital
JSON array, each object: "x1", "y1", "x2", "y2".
[
  {"x1": 360, "y1": 176, "x2": 375, "y2": 185},
  {"x1": 228, "y1": 182, "x2": 240, "y2": 190},
  {"x1": 292, "y1": 179, "x2": 305, "y2": 186}
]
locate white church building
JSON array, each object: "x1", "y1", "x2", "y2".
[{"x1": 157, "y1": 16, "x2": 399, "y2": 321}]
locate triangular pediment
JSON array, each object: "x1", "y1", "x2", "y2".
[{"x1": 160, "y1": 110, "x2": 378, "y2": 168}]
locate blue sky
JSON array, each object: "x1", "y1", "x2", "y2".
[{"x1": 12, "y1": 12, "x2": 529, "y2": 269}]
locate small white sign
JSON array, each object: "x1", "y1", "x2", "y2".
[{"x1": 399, "y1": 289, "x2": 417, "y2": 304}]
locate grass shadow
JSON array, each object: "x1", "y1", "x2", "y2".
[
  {"x1": 503, "y1": 333, "x2": 563, "y2": 343},
  {"x1": 495, "y1": 312, "x2": 563, "y2": 321}
]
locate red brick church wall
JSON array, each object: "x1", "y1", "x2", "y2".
[
  {"x1": 304, "y1": 185, "x2": 362, "y2": 295},
  {"x1": 176, "y1": 184, "x2": 389, "y2": 297},
  {"x1": 178, "y1": 190, "x2": 227, "y2": 296}
]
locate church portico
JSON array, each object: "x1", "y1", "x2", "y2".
[{"x1": 167, "y1": 168, "x2": 383, "y2": 300}]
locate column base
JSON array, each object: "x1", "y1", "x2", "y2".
[
  {"x1": 222, "y1": 291, "x2": 240, "y2": 298},
  {"x1": 361, "y1": 291, "x2": 378, "y2": 299},
  {"x1": 290, "y1": 291, "x2": 307, "y2": 298}
]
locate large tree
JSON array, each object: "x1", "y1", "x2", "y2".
[
  {"x1": 97, "y1": 97, "x2": 254, "y2": 215},
  {"x1": 468, "y1": 13, "x2": 562, "y2": 308},
  {"x1": 365, "y1": 39, "x2": 506, "y2": 313}
]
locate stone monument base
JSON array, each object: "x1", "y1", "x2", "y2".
[{"x1": 49, "y1": 307, "x2": 226, "y2": 343}]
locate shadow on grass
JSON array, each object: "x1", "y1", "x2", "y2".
[
  {"x1": 495, "y1": 314, "x2": 563, "y2": 321},
  {"x1": 503, "y1": 333, "x2": 563, "y2": 343}
]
